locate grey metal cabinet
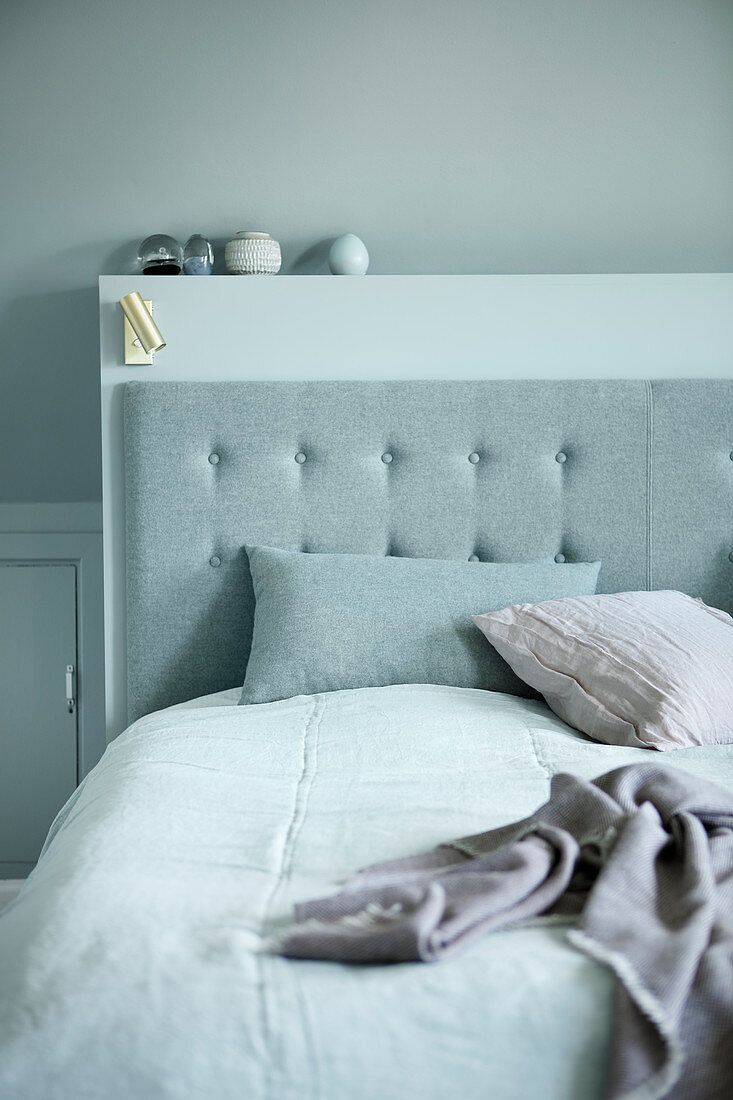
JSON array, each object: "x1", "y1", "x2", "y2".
[{"x1": 0, "y1": 564, "x2": 78, "y2": 876}]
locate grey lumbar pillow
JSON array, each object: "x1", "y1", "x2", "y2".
[{"x1": 239, "y1": 546, "x2": 601, "y2": 704}]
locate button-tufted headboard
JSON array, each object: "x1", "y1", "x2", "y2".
[{"x1": 124, "y1": 379, "x2": 732, "y2": 723}]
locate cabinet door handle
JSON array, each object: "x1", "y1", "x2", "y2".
[{"x1": 66, "y1": 665, "x2": 76, "y2": 713}]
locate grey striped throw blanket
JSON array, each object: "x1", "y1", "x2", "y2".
[{"x1": 276, "y1": 764, "x2": 733, "y2": 1100}]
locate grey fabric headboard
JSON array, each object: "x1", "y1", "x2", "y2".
[{"x1": 124, "y1": 379, "x2": 733, "y2": 722}]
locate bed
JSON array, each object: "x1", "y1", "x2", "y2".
[{"x1": 0, "y1": 378, "x2": 731, "y2": 1100}]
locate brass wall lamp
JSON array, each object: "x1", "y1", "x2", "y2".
[{"x1": 119, "y1": 291, "x2": 166, "y2": 365}]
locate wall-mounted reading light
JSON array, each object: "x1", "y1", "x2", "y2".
[{"x1": 119, "y1": 291, "x2": 166, "y2": 365}]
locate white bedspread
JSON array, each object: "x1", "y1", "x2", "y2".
[{"x1": 2, "y1": 684, "x2": 732, "y2": 1100}]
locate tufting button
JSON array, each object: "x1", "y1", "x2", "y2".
[
  {"x1": 729, "y1": 551, "x2": 733, "y2": 563},
  {"x1": 209, "y1": 555, "x2": 221, "y2": 568},
  {"x1": 554, "y1": 553, "x2": 566, "y2": 564},
  {"x1": 468, "y1": 452, "x2": 480, "y2": 464},
  {"x1": 555, "y1": 452, "x2": 567, "y2": 464},
  {"x1": 295, "y1": 452, "x2": 307, "y2": 464},
  {"x1": 208, "y1": 453, "x2": 220, "y2": 465},
  {"x1": 468, "y1": 554, "x2": 480, "y2": 562},
  {"x1": 381, "y1": 452, "x2": 393, "y2": 464},
  {"x1": 730, "y1": 451, "x2": 733, "y2": 461}
]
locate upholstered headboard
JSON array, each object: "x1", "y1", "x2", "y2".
[{"x1": 122, "y1": 379, "x2": 732, "y2": 723}]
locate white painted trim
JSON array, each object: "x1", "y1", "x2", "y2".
[{"x1": 0, "y1": 502, "x2": 102, "y2": 533}]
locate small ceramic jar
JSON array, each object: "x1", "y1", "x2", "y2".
[{"x1": 225, "y1": 232, "x2": 282, "y2": 275}]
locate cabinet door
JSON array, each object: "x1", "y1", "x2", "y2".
[{"x1": 0, "y1": 564, "x2": 78, "y2": 873}]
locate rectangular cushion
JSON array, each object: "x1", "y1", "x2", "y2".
[{"x1": 240, "y1": 547, "x2": 601, "y2": 704}]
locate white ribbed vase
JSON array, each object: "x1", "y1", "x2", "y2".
[{"x1": 225, "y1": 231, "x2": 281, "y2": 275}]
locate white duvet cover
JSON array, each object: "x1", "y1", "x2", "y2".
[{"x1": 2, "y1": 684, "x2": 733, "y2": 1100}]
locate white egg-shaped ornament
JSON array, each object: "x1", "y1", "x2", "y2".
[{"x1": 328, "y1": 234, "x2": 369, "y2": 275}]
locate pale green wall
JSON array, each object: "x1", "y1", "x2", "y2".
[{"x1": 2, "y1": 0, "x2": 732, "y2": 501}]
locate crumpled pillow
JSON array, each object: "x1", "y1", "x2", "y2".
[{"x1": 473, "y1": 590, "x2": 733, "y2": 750}]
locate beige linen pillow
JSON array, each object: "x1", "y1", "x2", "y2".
[{"x1": 473, "y1": 590, "x2": 733, "y2": 751}]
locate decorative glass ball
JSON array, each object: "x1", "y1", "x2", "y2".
[
  {"x1": 328, "y1": 234, "x2": 369, "y2": 275},
  {"x1": 138, "y1": 234, "x2": 183, "y2": 275},
  {"x1": 183, "y1": 234, "x2": 213, "y2": 275}
]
